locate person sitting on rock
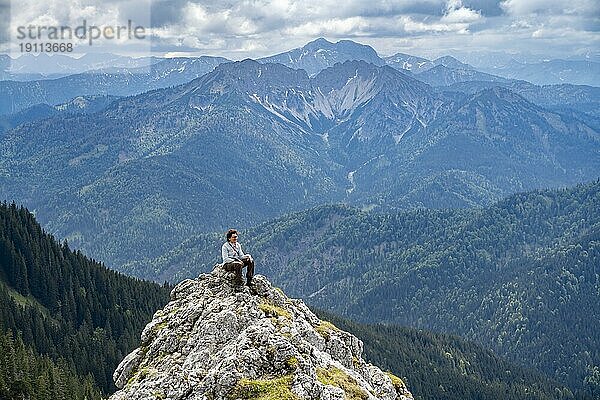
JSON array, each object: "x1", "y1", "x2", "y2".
[{"x1": 221, "y1": 229, "x2": 255, "y2": 286}]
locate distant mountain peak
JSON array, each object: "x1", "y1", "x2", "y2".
[
  {"x1": 110, "y1": 266, "x2": 414, "y2": 400},
  {"x1": 306, "y1": 37, "x2": 334, "y2": 47},
  {"x1": 259, "y1": 38, "x2": 384, "y2": 76},
  {"x1": 433, "y1": 55, "x2": 474, "y2": 70}
]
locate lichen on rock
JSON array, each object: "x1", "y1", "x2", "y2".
[{"x1": 109, "y1": 265, "x2": 413, "y2": 400}]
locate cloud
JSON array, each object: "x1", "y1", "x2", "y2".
[
  {"x1": 4, "y1": 0, "x2": 152, "y2": 54},
  {"x1": 182, "y1": 3, "x2": 259, "y2": 36},
  {"x1": 462, "y1": 0, "x2": 504, "y2": 17},
  {"x1": 283, "y1": 17, "x2": 370, "y2": 37},
  {"x1": 145, "y1": 0, "x2": 599, "y2": 58},
  {"x1": 0, "y1": 0, "x2": 9, "y2": 45},
  {"x1": 400, "y1": 16, "x2": 468, "y2": 34},
  {"x1": 138, "y1": 0, "x2": 492, "y2": 58},
  {"x1": 1, "y1": 0, "x2": 597, "y2": 60},
  {"x1": 150, "y1": 0, "x2": 188, "y2": 27},
  {"x1": 500, "y1": 0, "x2": 600, "y2": 16},
  {"x1": 442, "y1": 0, "x2": 484, "y2": 23}
]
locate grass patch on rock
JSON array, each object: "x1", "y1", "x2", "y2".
[
  {"x1": 317, "y1": 366, "x2": 368, "y2": 400},
  {"x1": 259, "y1": 301, "x2": 291, "y2": 319},
  {"x1": 315, "y1": 320, "x2": 339, "y2": 340},
  {"x1": 229, "y1": 374, "x2": 299, "y2": 400},
  {"x1": 386, "y1": 371, "x2": 407, "y2": 393}
]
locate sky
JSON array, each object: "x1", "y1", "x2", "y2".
[{"x1": 1, "y1": 0, "x2": 599, "y2": 61}]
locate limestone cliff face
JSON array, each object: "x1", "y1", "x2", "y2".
[{"x1": 110, "y1": 266, "x2": 414, "y2": 400}]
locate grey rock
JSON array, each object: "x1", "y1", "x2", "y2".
[
  {"x1": 112, "y1": 347, "x2": 144, "y2": 389},
  {"x1": 110, "y1": 265, "x2": 413, "y2": 400}
]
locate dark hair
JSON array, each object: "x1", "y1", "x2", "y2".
[{"x1": 226, "y1": 229, "x2": 238, "y2": 241}]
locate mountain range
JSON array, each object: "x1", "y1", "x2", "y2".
[
  {"x1": 3, "y1": 38, "x2": 598, "y2": 116},
  {"x1": 1, "y1": 53, "x2": 598, "y2": 269},
  {"x1": 1, "y1": 53, "x2": 163, "y2": 80},
  {"x1": 481, "y1": 59, "x2": 600, "y2": 86},
  {"x1": 0, "y1": 94, "x2": 120, "y2": 134},
  {"x1": 258, "y1": 38, "x2": 599, "y2": 86}
]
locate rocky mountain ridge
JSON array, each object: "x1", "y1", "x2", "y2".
[{"x1": 109, "y1": 266, "x2": 413, "y2": 400}]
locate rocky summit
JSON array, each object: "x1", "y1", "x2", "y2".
[{"x1": 109, "y1": 265, "x2": 414, "y2": 400}]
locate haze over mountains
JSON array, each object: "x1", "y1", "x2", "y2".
[{"x1": 0, "y1": 56, "x2": 228, "y2": 115}]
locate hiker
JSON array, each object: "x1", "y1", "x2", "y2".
[{"x1": 221, "y1": 229, "x2": 255, "y2": 286}]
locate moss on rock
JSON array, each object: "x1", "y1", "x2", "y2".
[{"x1": 286, "y1": 356, "x2": 299, "y2": 370}]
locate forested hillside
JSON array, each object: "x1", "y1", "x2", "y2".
[
  {"x1": 314, "y1": 310, "x2": 582, "y2": 400},
  {"x1": 2, "y1": 180, "x2": 598, "y2": 398},
  {"x1": 0, "y1": 328, "x2": 102, "y2": 399},
  {"x1": 0, "y1": 202, "x2": 171, "y2": 396},
  {"x1": 128, "y1": 180, "x2": 600, "y2": 395},
  {"x1": 1, "y1": 201, "x2": 577, "y2": 400}
]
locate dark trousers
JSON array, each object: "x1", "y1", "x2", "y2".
[{"x1": 223, "y1": 258, "x2": 254, "y2": 284}]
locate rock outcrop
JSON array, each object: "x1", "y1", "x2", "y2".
[{"x1": 110, "y1": 265, "x2": 414, "y2": 400}]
